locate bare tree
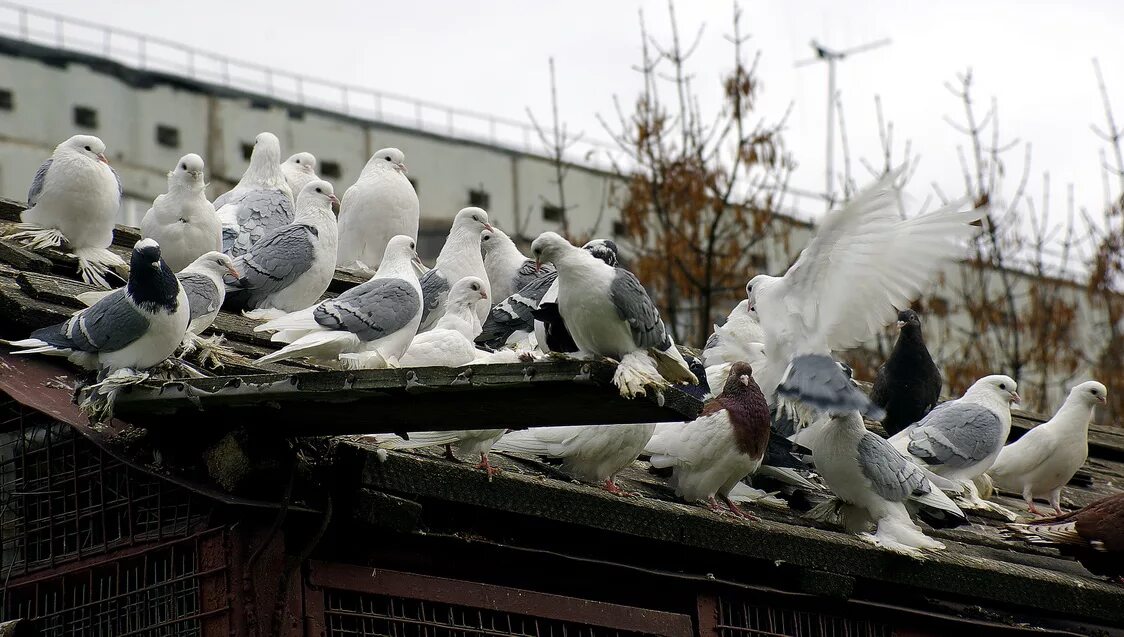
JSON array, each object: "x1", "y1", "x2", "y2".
[{"x1": 598, "y1": 1, "x2": 794, "y2": 345}]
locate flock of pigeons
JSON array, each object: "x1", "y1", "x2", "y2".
[{"x1": 1, "y1": 133, "x2": 1121, "y2": 573}]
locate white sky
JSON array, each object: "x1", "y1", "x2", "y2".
[{"x1": 15, "y1": 0, "x2": 1124, "y2": 254}]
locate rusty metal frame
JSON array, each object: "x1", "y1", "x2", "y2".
[{"x1": 305, "y1": 561, "x2": 694, "y2": 637}]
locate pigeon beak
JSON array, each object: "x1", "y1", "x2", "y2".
[
  {"x1": 534, "y1": 259, "x2": 541, "y2": 273},
  {"x1": 329, "y1": 194, "x2": 340, "y2": 206},
  {"x1": 396, "y1": 162, "x2": 408, "y2": 174},
  {"x1": 896, "y1": 320, "x2": 906, "y2": 329},
  {"x1": 1098, "y1": 395, "x2": 1107, "y2": 404},
  {"x1": 190, "y1": 170, "x2": 203, "y2": 178},
  {"x1": 480, "y1": 290, "x2": 489, "y2": 301},
  {"x1": 483, "y1": 223, "x2": 495, "y2": 232},
  {"x1": 226, "y1": 265, "x2": 241, "y2": 278},
  {"x1": 97, "y1": 153, "x2": 110, "y2": 165},
  {"x1": 739, "y1": 375, "x2": 750, "y2": 386},
  {"x1": 1010, "y1": 391, "x2": 1021, "y2": 404}
]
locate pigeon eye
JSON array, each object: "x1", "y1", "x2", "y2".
[
  {"x1": 84, "y1": 145, "x2": 92, "y2": 151},
  {"x1": 315, "y1": 187, "x2": 322, "y2": 193},
  {"x1": 384, "y1": 156, "x2": 392, "y2": 161},
  {"x1": 999, "y1": 383, "x2": 1007, "y2": 390}
]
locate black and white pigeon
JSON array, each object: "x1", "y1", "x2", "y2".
[
  {"x1": 4, "y1": 239, "x2": 189, "y2": 373},
  {"x1": 530, "y1": 232, "x2": 695, "y2": 397},
  {"x1": 215, "y1": 132, "x2": 294, "y2": 257},
  {"x1": 281, "y1": 152, "x2": 319, "y2": 198},
  {"x1": 870, "y1": 309, "x2": 942, "y2": 437},
  {"x1": 9, "y1": 134, "x2": 125, "y2": 288},
  {"x1": 79, "y1": 251, "x2": 239, "y2": 366},
  {"x1": 254, "y1": 235, "x2": 423, "y2": 367},
  {"x1": 645, "y1": 362, "x2": 772, "y2": 518},
  {"x1": 480, "y1": 226, "x2": 552, "y2": 302},
  {"x1": 476, "y1": 239, "x2": 618, "y2": 352},
  {"x1": 140, "y1": 153, "x2": 221, "y2": 272},
  {"x1": 417, "y1": 207, "x2": 493, "y2": 331},
  {"x1": 224, "y1": 180, "x2": 339, "y2": 320},
  {"x1": 745, "y1": 169, "x2": 984, "y2": 419}
]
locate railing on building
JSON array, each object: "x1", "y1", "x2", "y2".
[{"x1": 0, "y1": 1, "x2": 619, "y2": 170}]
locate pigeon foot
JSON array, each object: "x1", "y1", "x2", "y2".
[
  {"x1": 72, "y1": 247, "x2": 127, "y2": 289},
  {"x1": 612, "y1": 352, "x2": 667, "y2": 399},
  {"x1": 8, "y1": 224, "x2": 68, "y2": 250},
  {"x1": 474, "y1": 453, "x2": 502, "y2": 479},
  {"x1": 602, "y1": 479, "x2": 638, "y2": 497},
  {"x1": 724, "y1": 496, "x2": 759, "y2": 521},
  {"x1": 181, "y1": 334, "x2": 231, "y2": 369}
]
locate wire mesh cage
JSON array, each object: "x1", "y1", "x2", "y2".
[
  {"x1": 0, "y1": 396, "x2": 210, "y2": 577},
  {"x1": 324, "y1": 589, "x2": 657, "y2": 637},
  {"x1": 715, "y1": 596, "x2": 891, "y2": 637},
  {"x1": 3, "y1": 533, "x2": 229, "y2": 636}
]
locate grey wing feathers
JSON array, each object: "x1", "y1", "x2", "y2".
[
  {"x1": 476, "y1": 272, "x2": 559, "y2": 349},
  {"x1": 231, "y1": 189, "x2": 294, "y2": 255},
  {"x1": 314, "y1": 278, "x2": 420, "y2": 341},
  {"x1": 27, "y1": 159, "x2": 51, "y2": 206},
  {"x1": 858, "y1": 432, "x2": 930, "y2": 502},
  {"x1": 230, "y1": 224, "x2": 316, "y2": 301},
  {"x1": 111, "y1": 166, "x2": 124, "y2": 199},
  {"x1": 609, "y1": 269, "x2": 671, "y2": 349},
  {"x1": 178, "y1": 273, "x2": 222, "y2": 322},
  {"x1": 418, "y1": 269, "x2": 450, "y2": 324},
  {"x1": 31, "y1": 289, "x2": 149, "y2": 352},
  {"x1": 213, "y1": 190, "x2": 232, "y2": 210},
  {"x1": 512, "y1": 259, "x2": 549, "y2": 291},
  {"x1": 776, "y1": 354, "x2": 884, "y2": 420},
  {"x1": 906, "y1": 402, "x2": 1003, "y2": 468}
]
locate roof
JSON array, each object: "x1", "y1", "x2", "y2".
[{"x1": 0, "y1": 198, "x2": 1123, "y2": 633}]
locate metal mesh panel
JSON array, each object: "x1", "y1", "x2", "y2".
[
  {"x1": 0, "y1": 396, "x2": 208, "y2": 577},
  {"x1": 716, "y1": 596, "x2": 891, "y2": 637},
  {"x1": 2, "y1": 536, "x2": 224, "y2": 636},
  {"x1": 325, "y1": 589, "x2": 654, "y2": 637}
]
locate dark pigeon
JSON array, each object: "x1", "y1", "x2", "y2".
[{"x1": 870, "y1": 309, "x2": 942, "y2": 437}]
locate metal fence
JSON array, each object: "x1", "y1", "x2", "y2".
[{"x1": 0, "y1": 1, "x2": 618, "y2": 169}]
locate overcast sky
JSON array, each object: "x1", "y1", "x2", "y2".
[{"x1": 17, "y1": 0, "x2": 1124, "y2": 254}]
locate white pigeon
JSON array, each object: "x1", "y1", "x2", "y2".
[
  {"x1": 532, "y1": 239, "x2": 619, "y2": 354},
  {"x1": 3, "y1": 239, "x2": 189, "y2": 373},
  {"x1": 644, "y1": 362, "x2": 772, "y2": 518},
  {"x1": 78, "y1": 251, "x2": 239, "y2": 366},
  {"x1": 744, "y1": 169, "x2": 984, "y2": 413},
  {"x1": 813, "y1": 410, "x2": 967, "y2": 555},
  {"x1": 254, "y1": 235, "x2": 423, "y2": 367},
  {"x1": 9, "y1": 134, "x2": 125, "y2": 288},
  {"x1": 225, "y1": 180, "x2": 339, "y2": 320},
  {"x1": 890, "y1": 375, "x2": 1020, "y2": 484},
  {"x1": 493, "y1": 423, "x2": 656, "y2": 495},
  {"x1": 370, "y1": 427, "x2": 507, "y2": 477},
  {"x1": 398, "y1": 277, "x2": 488, "y2": 367},
  {"x1": 417, "y1": 208, "x2": 494, "y2": 331},
  {"x1": 481, "y1": 227, "x2": 550, "y2": 302},
  {"x1": 702, "y1": 300, "x2": 766, "y2": 369},
  {"x1": 140, "y1": 153, "x2": 222, "y2": 272},
  {"x1": 987, "y1": 381, "x2": 1107, "y2": 515},
  {"x1": 336, "y1": 148, "x2": 419, "y2": 271},
  {"x1": 281, "y1": 152, "x2": 319, "y2": 198},
  {"x1": 215, "y1": 132, "x2": 294, "y2": 257},
  {"x1": 529, "y1": 232, "x2": 696, "y2": 398}
]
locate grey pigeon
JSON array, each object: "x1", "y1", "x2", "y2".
[
  {"x1": 224, "y1": 180, "x2": 339, "y2": 320},
  {"x1": 254, "y1": 235, "x2": 423, "y2": 367},
  {"x1": 215, "y1": 132, "x2": 294, "y2": 257},
  {"x1": 530, "y1": 232, "x2": 695, "y2": 397},
  {"x1": 871, "y1": 309, "x2": 942, "y2": 437}
]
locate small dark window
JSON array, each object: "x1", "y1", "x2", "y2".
[
  {"x1": 240, "y1": 142, "x2": 254, "y2": 161},
  {"x1": 287, "y1": 108, "x2": 305, "y2": 121},
  {"x1": 612, "y1": 220, "x2": 626, "y2": 236},
  {"x1": 74, "y1": 105, "x2": 97, "y2": 129},
  {"x1": 249, "y1": 98, "x2": 271, "y2": 110},
  {"x1": 0, "y1": 89, "x2": 12, "y2": 111},
  {"x1": 542, "y1": 204, "x2": 564, "y2": 223},
  {"x1": 155, "y1": 125, "x2": 179, "y2": 148},
  {"x1": 320, "y1": 161, "x2": 342, "y2": 179},
  {"x1": 469, "y1": 188, "x2": 490, "y2": 209}
]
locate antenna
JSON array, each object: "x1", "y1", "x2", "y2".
[{"x1": 796, "y1": 38, "x2": 892, "y2": 209}]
